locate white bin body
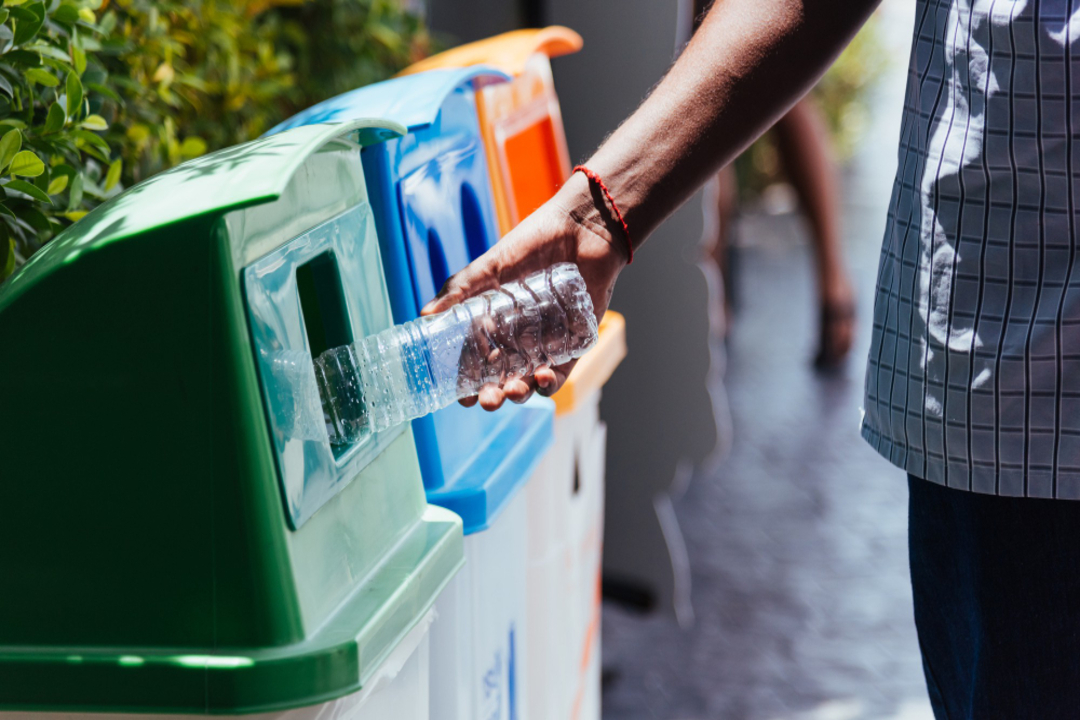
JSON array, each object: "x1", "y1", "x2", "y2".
[
  {"x1": 526, "y1": 389, "x2": 606, "y2": 720},
  {"x1": 430, "y1": 488, "x2": 530, "y2": 720},
  {"x1": 0, "y1": 610, "x2": 435, "y2": 720}
]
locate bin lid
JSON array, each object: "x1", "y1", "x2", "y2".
[
  {"x1": 0, "y1": 118, "x2": 404, "y2": 307},
  {"x1": 422, "y1": 396, "x2": 554, "y2": 535},
  {"x1": 265, "y1": 67, "x2": 510, "y2": 138},
  {"x1": 399, "y1": 26, "x2": 584, "y2": 77}
]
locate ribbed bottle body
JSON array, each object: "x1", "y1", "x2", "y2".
[{"x1": 314, "y1": 263, "x2": 598, "y2": 445}]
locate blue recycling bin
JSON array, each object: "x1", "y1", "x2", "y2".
[{"x1": 268, "y1": 68, "x2": 554, "y2": 720}]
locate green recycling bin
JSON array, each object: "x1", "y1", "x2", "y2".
[{"x1": 0, "y1": 119, "x2": 464, "y2": 718}]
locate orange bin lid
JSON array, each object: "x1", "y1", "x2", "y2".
[
  {"x1": 400, "y1": 26, "x2": 583, "y2": 78},
  {"x1": 552, "y1": 311, "x2": 626, "y2": 416}
]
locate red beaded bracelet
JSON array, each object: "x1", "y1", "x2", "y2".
[{"x1": 572, "y1": 165, "x2": 633, "y2": 264}]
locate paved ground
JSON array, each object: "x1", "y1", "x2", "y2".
[
  {"x1": 599, "y1": 208, "x2": 932, "y2": 720},
  {"x1": 598, "y1": 4, "x2": 935, "y2": 718}
]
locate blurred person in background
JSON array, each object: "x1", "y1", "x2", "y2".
[
  {"x1": 425, "y1": 0, "x2": 1080, "y2": 716},
  {"x1": 695, "y1": 0, "x2": 856, "y2": 368}
]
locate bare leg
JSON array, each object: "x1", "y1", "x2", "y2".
[
  {"x1": 772, "y1": 96, "x2": 855, "y2": 368},
  {"x1": 706, "y1": 164, "x2": 738, "y2": 337}
]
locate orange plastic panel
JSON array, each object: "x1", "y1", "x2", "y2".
[
  {"x1": 552, "y1": 311, "x2": 626, "y2": 416},
  {"x1": 399, "y1": 26, "x2": 583, "y2": 77},
  {"x1": 503, "y1": 115, "x2": 564, "y2": 221},
  {"x1": 484, "y1": 53, "x2": 573, "y2": 233}
]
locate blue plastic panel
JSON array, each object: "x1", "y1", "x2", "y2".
[
  {"x1": 394, "y1": 90, "x2": 503, "y2": 311},
  {"x1": 243, "y1": 203, "x2": 404, "y2": 529}
]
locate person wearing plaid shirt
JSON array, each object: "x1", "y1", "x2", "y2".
[{"x1": 425, "y1": 0, "x2": 1080, "y2": 715}]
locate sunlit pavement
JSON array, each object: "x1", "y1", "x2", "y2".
[{"x1": 598, "y1": 2, "x2": 933, "y2": 718}]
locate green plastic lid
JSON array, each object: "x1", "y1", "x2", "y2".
[{"x1": 0, "y1": 120, "x2": 464, "y2": 714}]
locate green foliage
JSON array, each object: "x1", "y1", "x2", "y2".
[
  {"x1": 99, "y1": 1, "x2": 299, "y2": 185},
  {"x1": 98, "y1": 0, "x2": 429, "y2": 187},
  {"x1": 274, "y1": 0, "x2": 431, "y2": 105},
  {"x1": 1, "y1": 0, "x2": 428, "y2": 279},
  {"x1": 0, "y1": 0, "x2": 120, "y2": 279}
]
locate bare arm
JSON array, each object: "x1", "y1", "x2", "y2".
[{"x1": 424, "y1": 0, "x2": 881, "y2": 409}]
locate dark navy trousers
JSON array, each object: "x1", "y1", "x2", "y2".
[{"x1": 908, "y1": 475, "x2": 1080, "y2": 719}]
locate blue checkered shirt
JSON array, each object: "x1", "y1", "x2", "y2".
[{"x1": 862, "y1": 0, "x2": 1080, "y2": 497}]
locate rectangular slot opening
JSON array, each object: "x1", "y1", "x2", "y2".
[
  {"x1": 297, "y1": 252, "x2": 361, "y2": 459},
  {"x1": 297, "y1": 251, "x2": 354, "y2": 359}
]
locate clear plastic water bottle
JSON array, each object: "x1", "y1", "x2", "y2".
[{"x1": 314, "y1": 262, "x2": 599, "y2": 445}]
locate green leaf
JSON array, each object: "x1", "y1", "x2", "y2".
[
  {"x1": 87, "y1": 82, "x2": 120, "y2": 103},
  {"x1": 0, "y1": 129, "x2": 22, "y2": 173},
  {"x1": 77, "y1": 7, "x2": 93, "y2": 24},
  {"x1": 0, "y1": 202, "x2": 16, "y2": 219},
  {"x1": 65, "y1": 71, "x2": 82, "y2": 118},
  {"x1": 80, "y1": 113, "x2": 106, "y2": 130},
  {"x1": 46, "y1": 173, "x2": 67, "y2": 194},
  {"x1": 43, "y1": 101, "x2": 63, "y2": 133},
  {"x1": 3, "y1": 0, "x2": 28, "y2": 6},
  {"x1": 9, "y1": 149, "x2": 43, "y2": 176},
  {"x1": 71, "y1": 43, "x2": 86, "y2": 75},
  {"x1": 4, "y1": 50, "x2": 41, "y2": 67},
  {"x1": 0, "y1": 9, "x2": 10, "y2": 23},
  {"x1": 73, "y1": 128, "x2": 108, "y2": 153},
  {"x1": 97, "y1": 9, "x2": 115, "y2": 34},
  {"x1": 0, "y1": 74, "x2": 13, "y2": 98},
  {"x1": 6, "y1": 6, "x2": 34, "y2": 21},
  {"x1": 0, "y1": 236, "x2": 13, "y2": 281},
  {"x1": 179, "y1": 136, "x2": 207, "y2": 158},
  {"x1": 66, "y1": 171, "x2": 82, "y2": 209},
  {"x1": 51, "y1": 3, "x2": 78, "y2": 24},
  {"x1": 6, "y1": 178, "x2": 50, "y2": 203},
  {"x1": 78, "y1": 141, "x2": 108, "y2": 164},
  {"x1": 23, "y1": 67, "x2": 56, "y2": 86},
  {"x1": 16, "y1": 204, "x2": 49, "y2": 231},
  {"x1": 103, "y1": 157, "x2": 120, "y2": 191},
  {"x1": 30, "y1": 43, "x2": 70, "y2": 62},
  {"x1": 12, "y1": 2, "x2": 43, "y2": 45}
]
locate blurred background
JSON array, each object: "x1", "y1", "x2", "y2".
[{"x1": 0, "y1": 0, "x2": 927, "y2": 717}]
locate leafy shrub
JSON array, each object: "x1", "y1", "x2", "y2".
[
  {"x1": 273, "y1": 0, "x2": 431, "y2": 106},
  {"x1": 1, "y1": 0, "x2": 429, "y2": 280},
  {"x1": 0, "y1": 0, "x2": 120, "y2": 279},
  {"x1": 99, "y1": 0, "x2": 299, "y2": 186},
  {"x1": 98, "y1": 0, "x2": 430, "y2": 187}
]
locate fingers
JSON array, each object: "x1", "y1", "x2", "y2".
[
  {"x1": 460, "y1": 384, "x2": 507, "y2": 410},
  {"x1": 457, "y1": 359, "x2": 579, "y2": 412},
  {"x1": 535, "y1": 361, "x2": 574, "y2": 397},
  {"x1": 534, "y1": 366, "x2": 559, "y2": 396},
  {"x1": 503, "y1": 377, "x2": 534, "y2": 404},
  {"x1": 478, "y1": 384, "x2": 506, "y2": 411}
]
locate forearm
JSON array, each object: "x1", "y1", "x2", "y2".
[{"x1": 565, "y1": 0, "x2": 881, "y2": 251}]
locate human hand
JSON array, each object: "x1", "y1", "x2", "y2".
[
  {"x1": 813, "y1": 273, "x2": 856, "y2": 370},
  {"x1": 421, "y1": 171, "x2": 629, "y2": 410}
]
